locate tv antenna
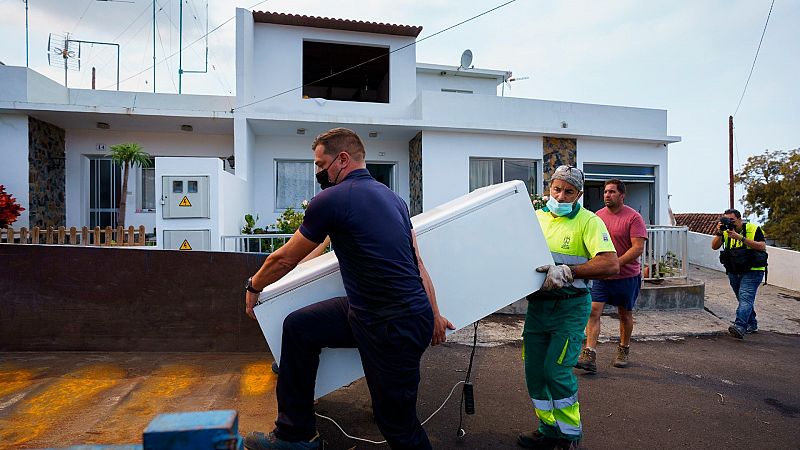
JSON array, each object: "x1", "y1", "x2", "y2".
[
  {"x1": 48, "y1": 33, "x2": 80, "y2": 87},
  {"x1": 501, "y1": 73, "x2": 530, "y2": 96},
  {"x1": 47, "y1": 32, "x2": 120, "y2": 90},
  {"x1": 458, "y1": 49, "x2": 474, "y2": 71}
]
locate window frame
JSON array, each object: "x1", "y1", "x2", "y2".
[
  {"x1": 468, "y1": 157, "x2": 539, "y2": 196},
  {"x1": 138, "y1": 159, "x2": 156, "y2": 212},
  {"x1": 274, "y1": 159, "x2": 320, "y2": 212}
]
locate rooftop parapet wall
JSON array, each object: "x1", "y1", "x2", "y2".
[{"x1": 417, "y1": 91, "x2": 678, "y2": 143}]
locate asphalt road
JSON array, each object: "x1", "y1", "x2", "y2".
[
  {"x1": 2, "y1": 333, "x2": 798, "y2": 449},
  {"x1": 315, "y1": 332, "x2": 800, "y2": 450}
]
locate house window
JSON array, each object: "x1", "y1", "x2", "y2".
[
  {"x1": 303, "y1": 41, "x2": 390, "y2": 103},
  {"x1": 366, "y1": 162, "x2": 396, "y2": 191},
  {"x1": 469, "y1": 158, "x2": 537, "y2": 196},
  {"x1": 140, "y1": 159, "x2": 156, "y2": 211},
  {"x1": 276, "y1": 160, "x2": 319, "y2": 210}
]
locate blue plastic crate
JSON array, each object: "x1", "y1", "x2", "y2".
[{"x1": 143, "y1": 410, "x2": 242, "y2": 450}]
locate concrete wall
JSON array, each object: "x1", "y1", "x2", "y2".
[
  {"x1": 65, "y1": 129, "x2": 233, "y2": 231},
  {"x1": 416, "y1": 71, "x2": 499, "y2": 95},
  {"x1": 0, "y1": 114, "x2": 30, "y2": 228},
  {"x1": 0, "y1": 245, "x2": 265, "y2": 352},
  {"x1": 688, "y1": 231, "x2": 800, "y2": 292},
  {"x1": 238, "y1": 9, "x2": 417, "y2": 118},
  {"x1": 418, "y1": 91, "x2": 672, "y2": 142},
  {"x1": 420, "y1": 131, "x2": 542, "y2": 210}
]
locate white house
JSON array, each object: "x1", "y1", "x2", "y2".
[{"x1": 0, "y1": 9, "x2": 680, "y2": 250}]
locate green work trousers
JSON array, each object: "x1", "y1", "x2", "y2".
[{"x1": 522, "y1": 293, "x2": 591, "y2": 441}]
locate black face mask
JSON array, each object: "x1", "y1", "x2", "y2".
[{"x1": 315, "y1": 160, "x2": 344, "y2": 190}]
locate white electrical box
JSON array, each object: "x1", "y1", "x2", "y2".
[
  {"x1": 162, "y1": 176, "x2": 210, "y2": 219},
  {"x1": 163, "y1": 230, "x2": 210, "y2": 251}
]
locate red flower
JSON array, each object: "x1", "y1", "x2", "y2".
[{"x1": 0, "y1": 185, "x2": 25, "y2": 228}]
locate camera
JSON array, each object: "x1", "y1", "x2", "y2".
[{"x1": 719, "y1": 217, "x2": 735, "y2": 231}]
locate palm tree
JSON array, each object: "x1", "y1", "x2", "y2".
[{"x1": 108, "y1": 143, "x2": 151, "y2": 229}]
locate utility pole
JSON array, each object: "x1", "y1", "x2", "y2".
[
  {"x1": 729, "y1": 115, "x2": 735, "y2": 210},
  {"x1": 25, "y1": 0, "x2": 29, "y2": 67},
  {"x1": 152, "y1": 0, "x2": 156, "y2": 92}
]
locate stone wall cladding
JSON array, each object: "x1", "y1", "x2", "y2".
[
  {"x1": 542, "y1": 137, "x2": 577, "y2": 191},
  {"x1": 409, "y1": 132, "x2": 423, "y2": 216},
  {"x1": 28, "y1": 117, "x2": 66, "y2": 227}
]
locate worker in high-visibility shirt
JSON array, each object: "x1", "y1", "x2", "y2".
[{"x1": 518, "y1": 165, "x2": 619, "y2": 450}]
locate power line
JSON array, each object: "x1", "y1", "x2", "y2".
[
  {"x1": 733, "y1": 0, "x2": 775, "y2": 117},
  {"x1": 69, "y1": 0, "x2": 95, "y2": 36},
  {"x1": 102, "y1": 0, "x2": 271, "y2": 89},
  {"x1": 232, "y1": 0, "x2": 518, "y2": 111}
]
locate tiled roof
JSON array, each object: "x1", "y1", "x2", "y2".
[
  {"x1": 674, "y1": 213, "x2": 720, "y2": 235},
  {"x1": 253, "y1": 11, "x2": 423, "y2": 37}
]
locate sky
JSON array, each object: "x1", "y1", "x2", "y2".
[{"x1": 0, "y1": 0, "x2": 797, "y2": 215}]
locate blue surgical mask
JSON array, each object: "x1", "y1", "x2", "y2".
[{"x1": 546, "y1": 196, "x2": 574, "y2": 216}]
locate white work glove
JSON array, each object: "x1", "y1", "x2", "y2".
[{"x1": 536, "y1": 264, "x2": 574, "y2": 291}]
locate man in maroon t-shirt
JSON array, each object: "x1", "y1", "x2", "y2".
[{"x1": 576, "y1": 179, "x2": 647, "y2": 373}]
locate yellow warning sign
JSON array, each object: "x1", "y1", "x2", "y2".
[
  {"x1": 178, "y1": 196, "x2": 192, "y2": 207},
  {"x1": 179, "y1": 239, "x2": 193, "y2": 250}
]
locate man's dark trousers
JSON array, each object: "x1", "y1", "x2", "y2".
[{"x1": 274, "y1": 296, "x2": 434, "y2": 450}]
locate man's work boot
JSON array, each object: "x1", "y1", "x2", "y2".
[
  {"x1": 575, "y1": 348, "x2": 597, "y2": 373},
  {"x1": 613, "y1": 345, "x2": 630, "y2": 368},
  {"x1": 517, "y1": 430, "x2": 557, "y2": 449},
  {"x1": 728, "y1": 325, "x2": 745, "y2": 340}
]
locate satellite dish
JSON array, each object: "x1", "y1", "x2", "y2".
[{"x1": 459, "y1": 49, "x2": 473, "y2": 70}]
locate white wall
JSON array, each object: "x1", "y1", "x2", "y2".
[
  {"x1": 416, "y1": 71, "x2": 499, "y2": 95},
  {"x1": 688, "y1": 231, "x2": 800, "y2": 292},
  {"x1": 421, "y1": 131, "x2": 543, "y2": 211},
  {"x1": 578, "y1": 139, "x2": 670, "y2": 225},
  {"x1": 418, "y1": 91, "x2": 672, "y2": 142},
  {"x1": 251, "y1": 134, "x2": 411, "y2": 227},
  {"x1": 219, "y1": 169, "x2": 249, "y2": 239},
  {"x1": 240, "y1": 16, "x2": 417, "y2": 118},
  {"x1": 65, "y1": 129, "x2": 233, "y2": 231},
  {"x1": 0, "y1": 114, "x2": 30, "y2": 228}
]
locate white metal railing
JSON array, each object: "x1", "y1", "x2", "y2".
[
  {"x1": 220, "y1": 234, "x2": 294, "y2": 253},
  {"x1": 642, "y1": 225, "x2": 688, "y2": 281}
]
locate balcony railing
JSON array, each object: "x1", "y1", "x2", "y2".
[
  {"x1": 220, "y1": 234, "x2": 294, "y2": 254},
  {"x1": 642, "y1": 225, "x2": 688, "y2": 281}
]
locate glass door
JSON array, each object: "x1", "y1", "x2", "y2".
[{"x1": 89, "y1": 158, "x2": 121, "y2": 228}]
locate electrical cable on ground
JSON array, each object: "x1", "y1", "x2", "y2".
[
  {"x1": 232, "y1": 0, "x2": 517, "y2": 112},
  {"x1": 317, "y1": 321, "x2": 481, "y2": 445},
  {"x1": 733, "y1": 0, "x2": 775, "y2": 117},
  {"x1": 457, "y1": 321, "x2": 479, "y2": 437},
  {"x1": 315, "y1": 380, "x2": 466, "y2": 445}
]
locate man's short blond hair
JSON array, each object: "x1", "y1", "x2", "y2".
[{"x1": 312, "y1": 128, "x2": 366, "y2": 161}]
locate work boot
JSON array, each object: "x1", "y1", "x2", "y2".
[
  {"x1": 243, "y1": 431, "x2": 321, "y2": 450},
  {"x1": 613, "y1": 345, "x2": 630, "y2": 368},
  {"x1": 517, "y1": 430, "x2": 557, "y2": 449},
  {"x1": 555, "y1": 438, "x2": 581, "y2": 449},
  {"x1": 575, "y1": 348, "x2": 596, "y2": 373},
  {"x1": 728, "y1": 325, "x2": 745, "y2": 340}
]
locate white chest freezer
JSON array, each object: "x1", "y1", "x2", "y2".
[{"x1": 253, "y1": 180, "x2": 553, "y2": 398}]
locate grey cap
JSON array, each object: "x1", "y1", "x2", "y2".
[{"x1": 551, "y1": 165, "x2": 584, "y2": 191}]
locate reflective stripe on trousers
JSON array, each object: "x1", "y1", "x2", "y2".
[{"x1": 532, "y1": 393, "x2": 582, "y2": 436}]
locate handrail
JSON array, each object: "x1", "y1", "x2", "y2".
[{"x1": 642, "y1": 226, "x2": 688, "y2": 281}]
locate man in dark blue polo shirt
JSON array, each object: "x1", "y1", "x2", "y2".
[{"x1": 243, "y1": 128, "x2": 454, "y2": 450}]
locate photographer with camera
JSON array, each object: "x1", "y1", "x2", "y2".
[{"x1": 711, "y1": 208, "x2": 768, "y2": 340}]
